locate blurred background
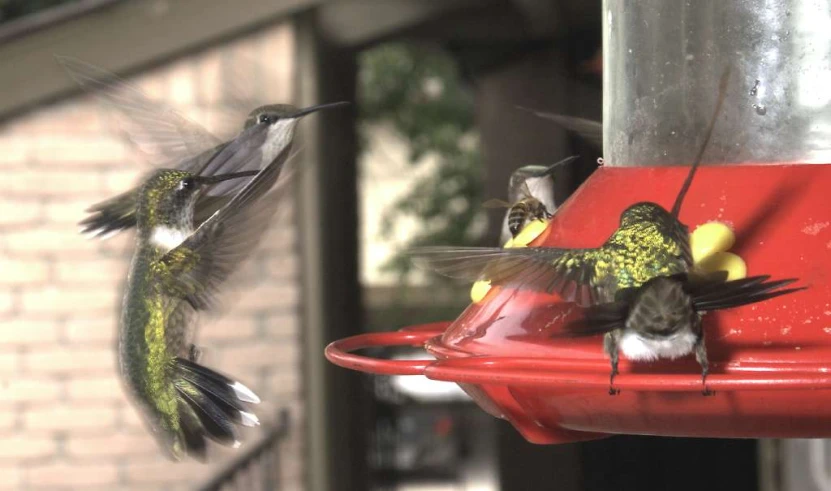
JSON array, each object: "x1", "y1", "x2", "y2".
[{"x1": 0, "y1": 0, "x2": 824, "y2": 490}]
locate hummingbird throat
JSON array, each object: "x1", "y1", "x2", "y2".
[{"x1": 150, "y1": 225, "x2": 190, "y2": 251}]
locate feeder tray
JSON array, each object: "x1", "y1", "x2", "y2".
[{"x1": 327, "y1": 163, "x2": 831, "y2": 444}]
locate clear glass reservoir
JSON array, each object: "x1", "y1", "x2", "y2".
[{"x1": 603, "y1": 0, "x2": 831, "y2": 166}]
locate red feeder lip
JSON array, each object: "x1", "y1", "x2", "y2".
[{"x1": 327, "y1": 163, "x2": 831, "y2": 444}]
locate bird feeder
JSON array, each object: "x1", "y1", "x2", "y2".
[{"x1": 327, "y1": 1, "x2": 831, "y2": 443}]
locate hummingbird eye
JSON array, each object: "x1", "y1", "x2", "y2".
[
  {"x1": 258, "y1": 114, "x2": 273, "y2": 124},
  {"x1": 179, "y1": 177, "x2": 196, "y2": 191}
]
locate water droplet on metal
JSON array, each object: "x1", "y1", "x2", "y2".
[
  {"x1": 750, "y1": 80, "x2": 760, "y2": 96},
  {"x1": 752, "y1": 104, "x2": 767, "y2": 116}
]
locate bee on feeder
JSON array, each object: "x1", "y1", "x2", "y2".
[
  {"x1": 485, "y1": 156, "x2": 578, "y2": 244},
  {"x1": 411, "y1": 66, "x2": 805, "y2": 394}
]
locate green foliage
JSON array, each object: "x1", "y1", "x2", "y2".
[
  {"x1": 0, "y1": 0, "x2": 79, "y2": 23},
  {"x1": 358, "y1": 43, "x2": 483, "y2": 279}
]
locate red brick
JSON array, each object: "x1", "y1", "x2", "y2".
[
  {"x1": 0, "y1": 258, "x2": 49, "y2": 286},
  {"x1": 0, "y1": 199, "x2": 40, "y2": 227},
  {"x1": 104, "y1": 168, "x2": 142, "y2": 195},
  {"x1": 66, "y1": 431, "x2": 157, "y2": 458},
  {"x1": 0, "y1": 351, "x2": 21, "y2": 374},
  {"x1": 0, "y1": 466, "x2": 22, "y2": 489},
  {"x1": 64, "y1": 317, "x2": 116, "y2": 344},
  {"x1": 32, "y1": 135, "x2": 127, "y2": 167},
  {"x1": 262, "y1": 312, "x2": 299, "y2": 338},
  {"x1": 0, "y1": 377, "x2": 60, "y2": 403},
  {"x1": 5, "y1": 227, "x2": 94, "y2": 255},
  {"x1": 21, "y1": 286, "x2": 118, "y2": 316},
  {"x1": 54, "y1": 258, "x2": 127, "y2": 284},
  {"x1": 0, "y1": 168, "x2": 102, "y2": 197},
  {"x1": 24, "y1": 347, "x2": 115, "y2": 374},
  {"x1": 0, "y1": 319, "x2": 59, "y2": 344},
  {"x1": 0, "y1": 291, "x2": 14, "y2": 316},
  {"x1": 234, "y1": 284, "x2": 299, "y2": 312},
  {"x1": 0, "y1": 435, "x2": 56, "y2": 460},
  {"x1": 27, "y1": 461, "x2": 119, "y2": 488},
  {"x1": 0, "y1": 411, "x2": 17, "y2": 431},
  {"x1": 0, "y1": 137, "x2": 29, "y2": 165},
  {"x1": 67, "y1": 376, "x2": 124, "y2": 402},
  {"x1": 43, "y1": 199, "x2": 94, "y2": 225},
  {"x1": 123, "y1": 458, "x2": 204, "y2": 484},
  {"x1": 25, "y1": 404, "x2": 116, "y2": 432},
  {"x1": 200, "y1": 316, "x2": 258, "y2": 341},
  {"x1": 219, "y1": 342, "x2": 297, "y2": 369}
]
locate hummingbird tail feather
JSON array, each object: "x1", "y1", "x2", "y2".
[
  {"x1": 173, "y1": 358, "x2": 261, "y2": 454},
  {"x1": 563, "y1": 300, "x2": 629, "y2": 337},
  {"x1": 690, "y1": 276, "x2": 804, "y2": 311},
  {"x1": 79, "y1": 190, "x2": 138, "y2": 237}
]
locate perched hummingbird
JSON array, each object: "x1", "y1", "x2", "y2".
[
  {"x1": 120, "y1": 125, "x2": 293, "y2": 459},
  {"x1": 568, "y1": 272, "x2": 803, "y2": 394},
  {"x1": 410, "y1": 68, "x2": 731, "y2": 307},
  {"x1": 484, "y1": 156, "x2": 578, "y2": 243},
  {"x1": 56, "y1": 56, "x2": 347, "y2": 237}
]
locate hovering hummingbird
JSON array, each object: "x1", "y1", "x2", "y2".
[
  {"x1": 410, "y1": 67, "x2": 731, "y2": 307},
  {"x1": 570, "y1": 272, "x2": 803, "y2": 395},
  {"x1": 484, "y1": 156, "x2": 578, "y2": 243},
  {"x1": 56, "y1": 56, "x2": 347, "y2": 237},
  {"x1": 119, "y1": 125, "x2": 294, "y2": 459}
]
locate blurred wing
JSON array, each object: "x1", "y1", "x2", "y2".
[
  {"x1": 410, "y1": 246, "x2": 609, "y2": 306},
  {"x1": 162, "y1": 149, "x2": 296, "y2": 312},
  {"x1": 56, "y1": 56, "x2": 222, "y2": 167},
  {"x1": 518, "y1": 107, "x2": 603, "y2": 148},
  {"x1": 482, "y1": 199, "x2": 511, "y2": 209}
]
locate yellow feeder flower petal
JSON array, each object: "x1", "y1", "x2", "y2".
[
  {"x1": 690, "y1": 221, "x2": 735, "y2": 264},
  {"x1": 697, "y1": 251, "x2": 747, "y2": 280},
  {"x1": 471, "y1": 219, "x2": 549, "y2": 303},
  {"x1": 470, "y1": 280, "x2": 492, "y2": 303},
  {"x1": 511, "y1": 219, "x2": 549, "y2": 248}
]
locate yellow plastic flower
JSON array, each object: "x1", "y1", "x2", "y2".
[
  {"x1": 690, "y1": 221, "x2": 746, "y2": 280},
  {"x1": 470, "y1": 219, "x2": 549, "y2": 303}
]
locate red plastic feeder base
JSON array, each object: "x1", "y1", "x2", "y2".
[{"x1": 326, "y1": 164, "x2": 831, "y2": 444}]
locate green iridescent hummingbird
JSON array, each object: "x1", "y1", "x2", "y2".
[
  {"x1": 57, "y1": 56, "x2": 347, "y2": 237},
  {"x1": 119, "y1": 126, "x2": 300, "y2": 460},
  {"x1": 409, "y1": 69, "x2": 734, "y2": 306}
]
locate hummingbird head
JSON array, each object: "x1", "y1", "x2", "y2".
[
  {"x1": 242, "y1": 101, "x2": 349, "y2": 165},
  {"x1": 137, "y1": 169, "x2": 257, "y2": 237},
  {"x1": 619, "y1": 202, "x2": 672, "y2": 227}
]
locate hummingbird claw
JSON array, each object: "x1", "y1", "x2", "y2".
[{"x1": 608, "y1": 386, "x2": 620, "y2": 396}]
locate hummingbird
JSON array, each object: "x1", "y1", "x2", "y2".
[
  {"x1": 56, "y1": 56, "x2": 347, "y2": 237},
  {"x1": 119, "y1": 124, "x2": 294, "y2": 459},
  {"x1": 517, "y1": 106, "x2": 603, "y2": 152},
  {"x1": 571, "y1": 272, "x2": 804, "y2": 395},
  {"x1": 484, "y1": 156, "x2": 578, "y2": 243},
  {"x1": 410, "y1": 67, "x2": 731, "y2": 307}
]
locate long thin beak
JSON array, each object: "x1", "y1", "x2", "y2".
[
  {"x1": 194, "y1": 170, "x2": 259, "y2": 185},
  {"x1": 289, "y1": 101, "x2": 350, "y2": 119},
  {"x1": 531, "y1": 155, "x2": 580, "y2": 177}
]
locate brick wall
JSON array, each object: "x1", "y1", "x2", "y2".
[{"x1": 0, "y1": 22, "x2": 305, "y2": 490}]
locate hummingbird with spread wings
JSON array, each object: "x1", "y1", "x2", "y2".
[
  {"x1": 414, "y1": 67, "x2": 804, "y2": 393},
  {"x1": 410, "y1": 68, "x2": 732, "y2": 307},
  {"x1": 57, "y1": 56, "x2": 346, "y2": 238},
  {"x1": 60, "y1": 57, "x2": 347, "y2": 459}
]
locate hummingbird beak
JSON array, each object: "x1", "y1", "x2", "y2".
[
  {"x1": 194, "y1": 170, "x2": 259, "y2": 186},
  {"x1": 289, "y1": 101, "x2": 350, "y2": 119},
  {"x1": 530, "y1": 155, "x2": 580, "y2": 178}
]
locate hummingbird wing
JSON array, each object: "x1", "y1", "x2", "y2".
[
  {"x1": 517, "y1": 107, "x2": 603, "y2": 149},
  {"x1": 159, "y1": 149, "x2": 294, "y2": 312},
  {"x1": 409, "y1": 246, "x2": 609, "y2": 306},
  {"x1": 56, "y1": 56, "x2": 223, "y2": 168}
]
